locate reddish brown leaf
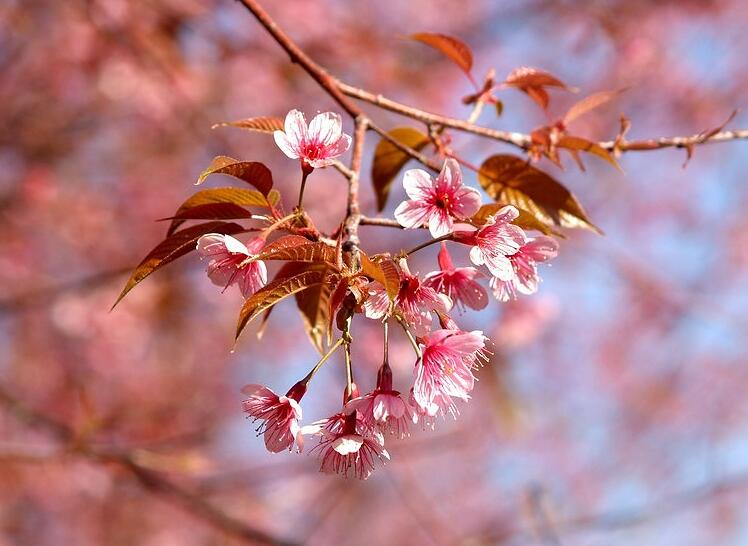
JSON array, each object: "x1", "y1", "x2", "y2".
[
  {"x1": 160, "y1": 203, "x2": 254, "y2": 224},
  {"x1": 478, "y1": 154, "x2": 601, "y2": 233},
  {"x1": 371, "y1": 127, "x2": 430, "y2": 211},
  {"x1": 295, "y1": 273, "x2": 333, "y2": 354},
  {"x1": 409, "y1": 32, "x2": 474, "y2": 78},
  {"x1": 113, "y1": 221, "x2": 245, "y2": 308},
  {"x1": 564, "y1": 90, "x2": 622, "y2": 125},
  {"x1": 257, "y1": 235, "x2": 337, "y2": 265},
  {"x1": 504, "y1": 67, "x2": 574, "y2": 110},
  {"x1": 211, "y1": 116, "x2": 284, "y2": 134},
  {"x1": 236, "y1": 267, "x2": 334, "y2": 339},
  {"x1": 360, "y1": 254, "x2": 400, "y2": 301},
  {"x1": 196, "y1": 156, "x2": 274, "y2": 196},
  {"x1": 557, "y1": 135, "x2": 622, "y2": 171},
  {"x1": 167, "y1": 187, "x2": 278, "y2": 235}
]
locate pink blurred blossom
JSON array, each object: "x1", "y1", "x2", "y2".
[{"x1": 346, "y1": 363, "x2": 413, "y2": 438}]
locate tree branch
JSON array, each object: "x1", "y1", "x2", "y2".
[{"x1": 0, "y1": 386, "x2": 299, "y2": 546}]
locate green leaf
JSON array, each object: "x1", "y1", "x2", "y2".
[
  {"x1": 167, "y1": 188, "x2": 278, "y2": 235},
  {"x1": 113, "y1": 221, "x2": 245, "y2": 308},
  {"x1": 371, "y1": 127, "x2": 430, "y2": 211},
  {"x1": 196, "y1": 157, "x2": 274, "y2": 196},
  {"x1": 478, "y1": 154, "x2": 601, "y2": 233}
]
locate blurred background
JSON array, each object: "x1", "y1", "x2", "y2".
[{"x1": 2, "y1": 0, "x2": 748, "y2": 544}]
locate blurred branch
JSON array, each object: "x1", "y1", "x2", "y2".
[
  {"x1": 0, "y1": 266, "x2": 131, "y2": 314},
  {"x1": 0, "y1": 385, "x2": 299, "y2": 546},
  {"x1": 483, "y1": 470, "x2": 748, "y2": 543}
]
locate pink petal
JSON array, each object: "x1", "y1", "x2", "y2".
[
  {"x1": 394, "y1": 200, "x2": 433, "y2": 229},
  {"x1": 428, "y1": 209, "x2": 454, "y2": 238},
  {"x1": 283, "y1": 109, "x2": 307, "y2": 146},
  {"x1": 451, "y1": 187, "x2": 482, "y2": 219},
  {"x1": 402, "y1": 169, "x2": 435, "y2": 201},
  {"x1": 308, "y1": 112, "x2": 342, "y2": 146},
  {"x1": 273, "y1": 131, "x2": 300, "y2": 159},
  {"x1": 523, "y1": 236, "x2": 559, "y2": 263}
]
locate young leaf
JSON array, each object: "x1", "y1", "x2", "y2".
[
  {"x1": 160, "y1": 203, "x2": 254, "y2": 223},
  {"x1": 371, "y1": 127, "x2": 430, "y2": 211},
  {"x1": 556, "y1": 136, "x2": 621, "y2": 171},
  {"x1": 409, "y1": 33, "x2": 474, "y2": 80},
  {"x1": 211, "y1": 116, "x2": 284, "y2": 134},
  {"x1": 563, "y1": 90, "x2": 622, "y2": 125},
  {"x1": 236, "y1": 268, "x2": 334, "y2": 339},
  {"x1": 167, "y1": 188, "x2": 278, "y2": 235},
  {"x1": 113, "y1": 221, "x2": 245, "y2": 308},
  {"x1": 478, "y1": 155, "x2": 601, "y2": 233},
  {"x1": 296, "y1": 277, "x2": 333, "y2": 354},
  {"x1": 257, "y1": 235, "x2": 337, "y2": 264},
  {"x1": 196, "y1": 157, "x2": 274, "y2": 196},
  {"x1": 360, "y1": 254, "x2": 400, "y2": 300},
  {"x1": 504, "y1": 67, "x2": 575, "y2": 110}
]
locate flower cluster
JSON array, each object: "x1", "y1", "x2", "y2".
[{"x1": 189, "y1": 110, "x2": 558, "y2": 479}]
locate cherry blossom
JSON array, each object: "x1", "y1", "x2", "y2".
[
  {"x1": 490, "y1": 236, "x2": 559, "y2": 301},
  {"x1": 363, "y1": 260, "x2": 452, "y2": 336},
  {"x1": 306, "y1": 411, "x2": 389, "y2": 480},
  {"x1": 346, "y1": 363, "x2": 413, "y2": 438},
  {"x1": 196, "y1": 234, "x2": 267, "y2": 298},
  {"x1": 412, "y1": 329, "x2": 488, "y2": 419},
  {"x1": 273, "y1": 109, "x2": 351, "y2": 169},
  {"x1": 394, "y1": 158, "x2": 482, "y2": 237},
  {"x1": 455, "y1": 205, "x2": 526, "y2": 280},
  {"x1": 241, "y1": 382, "x2": 306, "y2": 453},
  {"x1": 424, "y1": 242, "x2": 488, "y2": 312}
]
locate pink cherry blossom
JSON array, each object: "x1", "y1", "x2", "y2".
[
  {"x1": 394, "y1": 158, "x2": 482, "y2": 237},
  {"x1": 307, "y1": 411, "x2": 389, "y2": 480},
  {"x1": 363, "y1": 260, "x2": 452, "y2": 336},
  {"x1": 241, "y1": 382, "x2": 306, "y2": 453},
  {"x1": 196, "y1": 234, "x2": 267, "y2": 298},
  {"x1": 455, "y1": 205, "x2": 526, "y2": 280},
  {"x1": 273, "y1": 109, "x2": 351, "y2": 169},
  {"x1": 490, "y1": 235, "x2": 559, "y2": 301},
  {"x1": 411, "y1": 329, "x2": 488, "y2": 419},
  {"x1": 424, "y1": 242, "x2": 488, "y2": 312},
  {"x1": 345, "y1": 363, "x2": 413, "y2": 438}
]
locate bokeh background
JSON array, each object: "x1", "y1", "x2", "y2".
[{"x1": 2, "y1": 0, "x2": 748, "y2": 544}]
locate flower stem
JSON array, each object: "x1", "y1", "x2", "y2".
[
  {"x1": 396, "y1": 315, "x2": 422, "y2": 358},
  {"x1": 296, "y1": 167, "x2": 311, "y2": 211},
  {"x1": 260, "y1": 212, "x2": 299, "y2": 240},
  {"x1": 342, "y1": 314, "x2": 355, "y2": 401},
  {"x1": 301, "y1": 337, "x2": 345, "y2": 385},
  {"x1": 404, "y1": 234, "x2": 453, "y2": 256}
]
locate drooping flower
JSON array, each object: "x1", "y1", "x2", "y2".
[
  {"x1": 306, "y1": 411, "x2": 389, "y2": 480},
  {"x1": 455, "y1": 205, "x2": 526, "y2": 280},
  {"x1": 363, "y1": 260, "x2": 451, "y2": 336},
  {"x1": 346, "y1": 363, "x2": 413, "y2": 439},
  {"x1": 411, "y1": 329, "x2": 488, "y2": 419},
  {"x1": 424, "y1": 243, "x2": 488, "y2": 312},
  {"x1": 241, "y1": 381, "x2": 306, "y2": 453},
  {"x1": 273, "y1": 109, "x2": 351, "y2": 169},
  {"x1": 490, "y1": 236, "x2": 559, "y2": 301},
  {"x1": 196, "y1": 234, "x2": 267, "y2": 298},
  {"x1": 394, "y1": 158, "x2": 482, "y2": 237}
]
